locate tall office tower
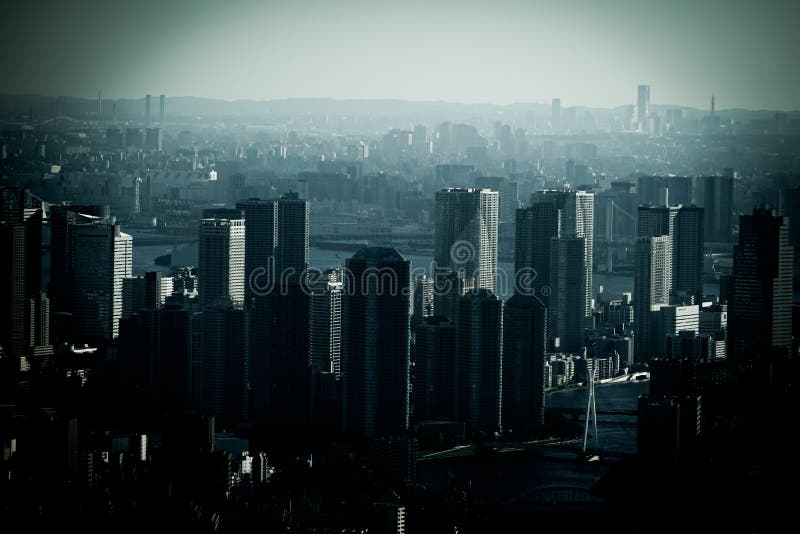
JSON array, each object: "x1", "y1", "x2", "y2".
[
  {"x1": 633, "y1": 235, "x2": 672, "y2": 360},
  {"x1": 515, "y1": 200, "x2": 560, "y2": 304},
  {"x1": 548, "y1": 236, "x2": 587, "y2": 351},
  {"x1": 434, "y1": 188, "x2": 499, "y2": 295},
  {"x1": 0, "y1": 186, "x2": 42, "y2": 358},
  {"x1": 474, "y1": 176, "x2": 519, "y2": 224},
  {"x1": 637, "y1": 85, "x2": 650, "y2": 131},
  {"x1": 342, "y1": 247, "x2": 410, "y2": 438},
  {"x1": 696, "y1": 175, "x2": 733, "y2": 242},
  {"x1": 638, "y1": 205, "x2": 704, "y2": 302},
  {"x1": 670, "y1": 206, "x2": 704, "y2": 301},
  {"x1": 412, "y1": 275, "x2": 435, "y2": 320},
  {"x1": 145, "y1": 94, "x2": 151, "y2": 128},
  {"x1": 159, "y1": 94, "x2": 166, "y2": 129},
  {"x1": 711, "y1": 94, "x2": 715, "y2": 116},
  {"x1": 502, "y1": 294, "x2": 547, "y2": 429},
  {"x1": 518, "y1": 190, "x2": 594, "y2": 318},
  {"x1": 551, "y1": 98, "x2": 562, "y2": 133},
  {"x1": 413, "y1": 316, "x2": 457, "y2": 422},
  {"x1": 71, "y1": 221, "x2": 132, "y2": 340},
  {"x1": 236, "y1": 198, "x2": 278, "y2": 296},
  {"x1": 457, "y1": 289, "x2": 503, "y2": 434},
  {"x1": 276, "y1": 191, "x2": 310, "y2": 282},
  {"x1": 729, "y1": 208, "x2": 793, "y2": 361},
  {"x1": 49, "y1": 204, "x2": 110, "y2": 312},
  {"x1": 309, "y1": 269, "x2": 343, "y2": 377},
  {"x1": 198, "y1": 209, "x2": 245, "y2": 309},
  {"x1": 202, "y1": 299, "x2": 248, "y2": 424}
]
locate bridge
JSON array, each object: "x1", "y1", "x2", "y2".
[{"x1": 548, "y1": 407, "x2": 638, "y2": 417}]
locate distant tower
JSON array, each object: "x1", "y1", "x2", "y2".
[
  {"x1": 112, "y1": 102, "x2": 117, "y2": 124},
  {"x1": 159, "y1": 94, "x2": 166, "y2": 129},
  {"x1": 132, "y1": 176, "x2": 142, "y2": 214},
  {"x1": 97, "y1": 90, "x2": 102, "y2": 117},
  {"x1": 711, "y1": 95, "x2": 716, "y2": 116},
  {"x1": 637, "y1": 85, "x2": 650, "y2": 132},
  {"x1": 145, "y1": 94, "x2": 152, "y2": 128},
  {"x1": 551, "y1": 98, "x2": 562, "y2": 133}
]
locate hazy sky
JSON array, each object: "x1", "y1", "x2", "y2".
[{"x1": 2, "y1": 0, "x2": 798, "y2": 109}]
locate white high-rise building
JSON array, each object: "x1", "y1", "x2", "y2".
[
  {"x1": 199, "y1": 209, "x2": 245, "y2": 309},
  {"x1": 309, "y1": 268, "x2": 343, "y2": 378},
  {"x1": 71, "y1": 220, "x2": 132, "y2": 339},
  {"x1": 434, "y1": 188, "x2": 499, "y2": 294}
]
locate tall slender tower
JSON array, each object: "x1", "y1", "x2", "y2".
[
  {"x1": 71, "y1": 220, "x2": 132, "y2": 340},
  {"x1": 634, "y1": 235, "x2": 672, "y2": 360},
  {"x1": 502, "y1": 294, "x2": 547, "y2": 429},
  {"x1": 637, "y1": 85, "x2": 651, "y2": 132},
  {"x1": 343, "y1": 247, "x2": 410, "y2": 438},
  {"x1": 728, "y1": 208, "x2": 793, "y2": 361},
  {"x1": 145, "y1": 94, "x2": 151, "y2": 128},
  {"x1": 159, "y1": 94, "x2": 166, "y2": 129},
  {"x1": 434, "y1": 188, "x2": 499, "y2": 296},
  {"x1": 457, "y1": 289, "x2": 503, "y2": 434},
  {"x1": 711, "y1": 95, "x2": 716, "y2": 116},
  {"x1": 413, "y1": 316, "x2": 458, "y2": 423}
]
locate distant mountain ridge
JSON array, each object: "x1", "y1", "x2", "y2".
[{"x1": 0, "y1": 94, "x2": 796, "y2": 122}]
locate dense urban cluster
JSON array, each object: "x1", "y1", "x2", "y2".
[{"x1": 1, "y1": 89, "x2": 799, "y2": 531}]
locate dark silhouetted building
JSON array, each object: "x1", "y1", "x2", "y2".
[{"x1": 342, "y1": 247, "x2": 410, "y2": 438}]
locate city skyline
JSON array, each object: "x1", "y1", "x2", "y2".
[{"x1": 2, "y1": 0, "x2": 800, "y2": 110}]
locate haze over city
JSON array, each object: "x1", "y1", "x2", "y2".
[{"x1": 3, "y1": 0, "x2": 800, "y2": 110}]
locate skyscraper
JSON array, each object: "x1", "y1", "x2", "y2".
[
  {"x1": 457, "y1": 289, "x2": 503, "y2": 435},
  {"x1": 549, "y1": 236, "x2": 587, "y2": 351},
  {"x1": 0, "y1": 186, "x2": 42, "y2": 359},
  {"x1": 71, "y1": 220, "x2": 132, "y2": 340},
  {"x1": 637, "y1": 85, "x2": 650, "y2": 132},
  {"x1": 342, "y1": 247, "x2": 410, "y2": 438},
  {"x1": 474, "y1": 176, "x2": 519, "y2": 224},
  {"x1": 145, "y1": 94, "x2": 151, "y2": 128},
  {"x1": 634, "y1": 235, "x2": 672, "y2": 360},
  {"x1": 517, "y1": 190, "x2": 594, "y2": 324},
  {"x1": 49, "y1": 204, "x2": 111, "y2": 313},
  {"x1": 412, "y1": 316, "x2": 457, "y2": 422},
  {"x1": 729, "y1": 208, "x2": 793, "y2": 361},
  {"x1": 696, "y1": 175, "x2": 733, "y2": 243},
  {"x1": 309, "y1": 268, "x2": 343, "y2": 377},
  {"x1": 198, "y1": 209, "x2": 245, "y2": 309},
  {"x1": 638, "y1": 205, "x2": 704, "y2": 303},
  {"x1": 434, "y1": 188, "x2": 499, "y2": 295},
  {"x1": 551, "y1": 98, "x2": 561, "y2": 133},
  {"x1": 202, "y1": 299, "x2": 248, "y2": 424},
  {"x1": 502, "y1": 294, "x2": 547, "y2": 429},
  {"x1": 159, "y1": 94, "x2": 166, "y2": 129},
  {"x1": 276, "y1": 191, "x2": 310, "y2": 283}
]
